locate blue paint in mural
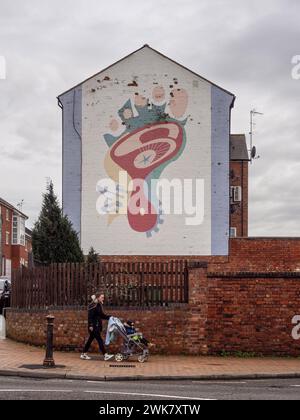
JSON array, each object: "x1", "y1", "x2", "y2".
[{"x1": 59, "y1": 86, "x2": 82, "y2": 238}]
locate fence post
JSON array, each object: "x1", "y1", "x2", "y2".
[{"x1": 43, "y1": 315, "x2": 55, "y2": 367}]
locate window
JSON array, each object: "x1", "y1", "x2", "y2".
[
  {"x1": 6, "y1": 231, "x2": 10, "y2": 245},
  {"x1": 20, "y1": 234, "x2": 25, "y2": 246},
  {"x1": 11, "y1": 215, "x2": 26, "y2": 246},
  {"x1": 12, "y1": 215, "x2": 18, "y2": 244},
  {"x1": 6, "y1": 209, "x2": 10, "y2": 221},
  {"x1": 230, "y1": 186, "x2": 242, "y2": 203},
  {"x1": 20, "y1": 217, "x2": 25, "y2": 246},
  {"x1": 230, "y1": 227, "x2": 237, "y2": 238}
]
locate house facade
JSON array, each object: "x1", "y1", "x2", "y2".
[
  {"x1": 0, "y1": 197, "x2": 32, "y2": 278},
  {"x1": 229, "y1": 134, "x2": 249, "y2": 237},
  {"x1": 58, "y1": 45, "x2": 248, "y2": 257}
]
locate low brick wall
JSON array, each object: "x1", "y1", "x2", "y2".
[
  {"x1": 6, "y1": 267, "x2": 209, "y2": 355},
  {"x1": 6, "y1": 306, "x2": 191, "y2": 355},
  {"x1": 6, "y1": 238, "x2": 300, "y2": 356}
]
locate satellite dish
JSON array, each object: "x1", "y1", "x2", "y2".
[{"x1": 251, "y1": 146, "x2": 257, "y2": 160}]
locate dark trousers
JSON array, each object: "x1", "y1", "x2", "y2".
[
  {"x1": 83, "y1": 329, "x2": 106, "y2": 355},
  {"x1": 140, "y1": 337, "x2": 149, "y2": 347}
]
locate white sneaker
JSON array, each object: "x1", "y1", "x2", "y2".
[
  {"x1": 104, "y1": 353, "x2": 114, "y2": 361},
  {"x1": 80, "y1": 353, "x2": 91, "y2": 360}
]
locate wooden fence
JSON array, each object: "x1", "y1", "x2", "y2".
[{"x1": 11, "y1": 261, "x2": 189, "y2": 309}]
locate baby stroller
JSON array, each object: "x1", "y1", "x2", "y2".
[{"x1": 105, "y1": 317, "x2": 149, "y2": 363}]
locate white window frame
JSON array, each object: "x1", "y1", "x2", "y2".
[
  {"x1": 11, "y1": 215, "x2": 26, "y2": 246},
  {"x1": 230, "y1": 227, "x2": 237, "y2": 238},
  {"x1": 230, "y1": 186, "x2": 242, "y2": 203},
  {"x1": 12, "y1": 215, "x2": 18, "y2": 244}
]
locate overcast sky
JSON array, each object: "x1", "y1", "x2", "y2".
[{"x1": 1, "y1": 0, "x2": 300, "y2": 236}]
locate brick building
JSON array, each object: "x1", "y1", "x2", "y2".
[
  {"x1": 58, "y1": 45, "x2": 249, "y2": 257},
  {"x1": 229, "y1": 134, "x2": 249, "y2": 237},
  {"x1": 0, "y1": 197, "x2": 32, "y2": 278}
]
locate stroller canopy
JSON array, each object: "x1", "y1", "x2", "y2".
[{"x1": 105, "y1": 316, "x2": 126, "y2": 346}]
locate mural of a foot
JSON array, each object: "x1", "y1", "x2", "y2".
[{"x1": 103, "y1": 85, "x2": 188, "y2": 235}]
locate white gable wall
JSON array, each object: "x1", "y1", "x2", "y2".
[
  {"x1": 81, "y1": 47, "x2": 212, "y2": 255},
  {"x1": 60, "y1": 46, "x2": 233, "y2": 256}
]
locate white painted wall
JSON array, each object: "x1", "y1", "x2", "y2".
[{"x1": 78, "y1": 47, "x2": 228, "y2": 255}]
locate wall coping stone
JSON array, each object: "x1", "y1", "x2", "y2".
[
  {"x1": 207, "y1": 271, "x2": 300, "y2": 278},
  {"x1": 7, "y1": 303, "x2": 189, "y2": 313}
]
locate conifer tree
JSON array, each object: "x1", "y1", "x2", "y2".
[
  {"x1": 32, "y1": 181, "x2": 84, "y2": 264},
  {"x1": 86, "y1": 247, "x2": 99, "y2": 264}
]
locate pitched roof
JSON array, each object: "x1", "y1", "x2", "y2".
[
  {"x1": 58, "y1": 44, "x2": 235, "y2": 101},
  {"x1": 230, "y1": 134, "x2": 250, "y2": 161},
  {"x1": 25, "y1": 227, "x2": 32, "y2": 237},
  {"x1": 0, "y1": 197, "x2": 28, "y2": 219}
]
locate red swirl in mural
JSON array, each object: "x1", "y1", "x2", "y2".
[{"x1": 110, "y1": 122, "x2": 183, "y2": 232}]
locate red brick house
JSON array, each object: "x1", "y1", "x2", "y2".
[
  {"x1": 229, "y1": 134, "x2": 249, "y2": 237},
  {"x1": 0, "y1": 197, "x2": 32, "y2": 278}
]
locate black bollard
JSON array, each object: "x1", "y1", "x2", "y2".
[{"x1": 43, "y1": 315, "x2": 55, "y2": 367}]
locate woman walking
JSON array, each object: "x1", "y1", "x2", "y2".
[{"x1": 80, "y1": 292, "x2": 114, "y2": 361}]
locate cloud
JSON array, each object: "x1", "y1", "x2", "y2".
[{"x1": 0, "y1": 0, "x2": 299, "y2": 235}]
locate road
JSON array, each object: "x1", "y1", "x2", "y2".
[{"x1": 0, "y1": 376, "x2": 300, "y2": 400}]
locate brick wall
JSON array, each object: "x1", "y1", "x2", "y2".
[
  {"x1": 6, "y1": 269, "x2": 300, "y2": 357},
  {"x1": 230, "y1": 161, "x2": 248, "y2": 237},
  {"x1": 0, "y1": 201, "x2": 30, "y2": 276},
  {"x1": 6, "y1": 306, "x2": 191, "y2": 355},
  {"x1": 5, "y1": 269, "x2": 209, "y2": 356},
  {"x1": 6, "y1": 239, "x2": 300, "y2": 356},
  {"x1": 100, "y1": 237, "x2": 300, "y2": 271},
  {"x1": 0, "y1": 203, "x2": 13, "y2": 276},
  {"x1": 207, "y1": 273, "x2": 300, "y2": 356},
  {"x1": 228, "y1": 238, "x2": 300, "y2": 271}
]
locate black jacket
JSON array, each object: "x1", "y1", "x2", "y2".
[{"x1": 88, "y1": 303, "x2": 110, "y2": 330}]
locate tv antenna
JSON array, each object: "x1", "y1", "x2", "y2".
[
  {"x1": 249, "y1": 109, "x2": 263, "y2": 163},
  {"x1": 17, "y1": 199, "x2": 24, "y2": 212}
]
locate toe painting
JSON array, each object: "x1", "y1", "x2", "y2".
[{"x1": 103, "y1": 89, "x2": 188, "y2": 236}]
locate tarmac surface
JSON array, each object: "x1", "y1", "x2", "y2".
[{"x1": 0, "y1": 376, "x2": 300, "y2": 400}]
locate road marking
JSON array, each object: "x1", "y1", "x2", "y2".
[
  {"x1": 87, "y1": 380, "x2": 105, "y2": 383},
  {"x1": 290, "y1": 385, "x2": 300, "y2": 387},
  {"x1": 0, "y1": 389, "x2": 73, "y2": 393},
  {"x1": 85, "y1": 390, "x2": 215, "y2": 400},
  {"x1": 192, "y1": 381, "x2": 247, "y2": 385}
]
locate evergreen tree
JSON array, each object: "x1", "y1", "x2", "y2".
[
  {"x1": 32, "y1": 181, "x2": 84, "y2": 264},
  {"x1": 87, "y1": 247, "x2": 99, "y2": 264}
]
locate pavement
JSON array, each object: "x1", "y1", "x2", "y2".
[{"x1": 1, "y1": 338, "x2": 300, "y2": 382}]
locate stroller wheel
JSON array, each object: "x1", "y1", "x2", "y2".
[
  {"x1": 138, "y1": 355, "x2": 146, "y2": 363},
  {"x1": 115, "y1": 353, "x2": 124, "y2": 362}
]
